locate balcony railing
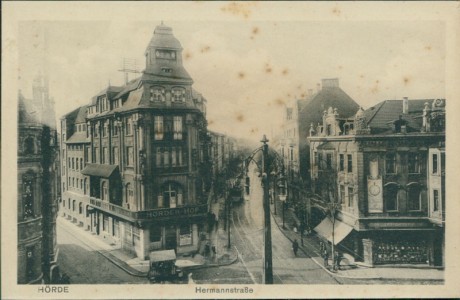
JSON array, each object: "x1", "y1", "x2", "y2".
[{"x1": 89, "y1": 197, "x2": 208, "y2": 222}]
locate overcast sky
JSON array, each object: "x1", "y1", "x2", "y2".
[{"x1": 16, "y1": 2, "x2": 446, "y2": 141}]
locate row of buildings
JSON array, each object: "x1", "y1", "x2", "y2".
[
  {"x1": 58, "y1": 24, "x2": 238, "y2": 260},
  {"x1": 276, "y1": 78, "x2": 445, "y2": 267}
]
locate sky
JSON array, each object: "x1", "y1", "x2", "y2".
[{"x1": 16, "y1": 2, "x2": 446, "y2": 141}]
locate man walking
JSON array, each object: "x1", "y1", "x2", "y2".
[{"x1": 292, "y1": 239, "x2": 299, "y2": 256}]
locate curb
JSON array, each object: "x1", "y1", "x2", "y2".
[
  {"x1": 269, "y1": 208, "x2": 444, "y2": 281},
  {"x1": 58, "y1": 218, "x2": 148, "y2": 278}
]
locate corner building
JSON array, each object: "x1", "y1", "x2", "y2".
[
  {"x1": 309, "y1": 98, "x2": 445, "y2": 267},
  {"x1": 60, "y1": 24, "x2": 211, "y2": 259}
]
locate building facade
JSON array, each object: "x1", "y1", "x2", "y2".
[
  {"x1": 18, "y1": 74, "x2": 60, "y2": 284},
  {"x1": 309, "y1": 97, "x2": 445, "y2": 267},
  {"x1": 60, "y1": 24, "x2": 211, "y2": 259}
]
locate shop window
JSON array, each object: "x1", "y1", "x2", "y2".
[
  {"x1": 433, "y1": 190, "x2": 439, "y2": 211},
  {"x1": 22, "y1": 173, "x2": 35, "y2": 219},
  {"x1": 385, "y1": 153, "x2": 396, "y2": 174},
  {"x1": 179, "y1": 224, "x2": 192, "y2": 246},
  {"x1": 384, "y1": 184, "x2": 398, "y2": 211},
  {"x1": 150, "y1": 226, "x2": 162, "y2": 242},
  {"x1": 347, "y1": 154, "x2": 353, "y2": 173},
  {"x1": 154, "y1": 116, "x2": 164, "y2": 140},
  {"x1": 339, "y1": 154, "x2": 344, "y2": 171},
  {"x1": 173, "y1": 116, "x2": 183, "y2": 140},
  {"x1": 408, "y1": 154, "x2": 420, "y2": 173},
  {"x1": 408, "y1": 185, "x2": 421, "y2": 211}
]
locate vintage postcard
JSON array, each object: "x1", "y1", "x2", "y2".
[{"x1": 2, "y1": 1, "x2": 460, "y2": 299}]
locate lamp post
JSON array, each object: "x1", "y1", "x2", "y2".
[{"x1": 261, "y1": 135, "x2": 273, "y2": 284}]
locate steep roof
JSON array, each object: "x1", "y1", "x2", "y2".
[
  {"x1": 18, "y1": 93, "x2": 40, "y2": 124},
  {"x1": 299, "y1": 86, "x2": 360, "y2": 136},
  {"x1": 364, "y1": 99, "x2": 432, "y2": 133},
  {"x1": 66, "y1": 132, "x2": 90, "y2": 144},
  {"x1": 145, "y1": 24, "x2": 183, "y2": 52},
  {"x1": 75, "y1": 105, "x2": 88, "y2": 123}
]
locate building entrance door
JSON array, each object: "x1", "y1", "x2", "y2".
[{"x1": 165, "y1": 225, "x2": 177, "y2": 253}]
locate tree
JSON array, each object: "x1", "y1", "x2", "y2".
[{"x1": 311, "y1": 154, "x2": 341, "y2": 270}]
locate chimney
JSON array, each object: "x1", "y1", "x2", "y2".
[
  {"x1": 403, "y1": 97, "x2": 409, "y2": 114},
  {"x1": 316, "y1": 83, "x2": 321, "y2": 92},
  {"x1": 322, "y1": 78, "x2": 340, "y2": 89}
]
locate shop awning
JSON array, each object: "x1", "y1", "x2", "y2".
[
  {"x1": 81, "y1": 164, "x2": 118, "y2": 178},
  {"x1": 314, "y1": 217, "x2": 353, "y2": 245}
]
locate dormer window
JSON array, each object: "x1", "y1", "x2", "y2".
[
  {"x1": 172, "y1": 87, "x2": 186, "y2": 102},
  {"x1": 150, "y1": 87, "x2": 165, "y2": 102}
]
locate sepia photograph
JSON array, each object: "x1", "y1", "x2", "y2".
[{"x1": 2, "y1": 1, "x2": 460, "y2": 299}]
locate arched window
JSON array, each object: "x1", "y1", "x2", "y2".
[
  {"x1": 22, "y1": 172, "x2": 35, "y2": 219},
  {"x1": 23, "y1": 136, "x2": 35, "y2": 155},
  {"x1": 407, "y1": 184, "x2": 421, "y2": 211},
  {"x1": 384, "y1": 183, "x2": 399, "y2": 211}
]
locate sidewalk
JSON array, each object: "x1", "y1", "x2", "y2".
[
  {"x1": 269, "y1": 202, "x2": 444, "y2": 281},
  {"x1": 57, "y1": 193, "x2": 238, "y2": 278}
]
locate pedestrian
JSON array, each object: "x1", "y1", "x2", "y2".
[
  {"x1": 323, "y1": 249, "x2": 329, "y2": 267},
  {"x1": 292, "y1": 239, "x2": 299, "y2": 256},
  {"x1": 212, "y1": 245, "x2": 217, "y2": 256}
]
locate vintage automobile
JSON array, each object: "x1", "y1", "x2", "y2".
[{"x1": 147, "y1": 250, "x2": 184, "y2": 283}]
